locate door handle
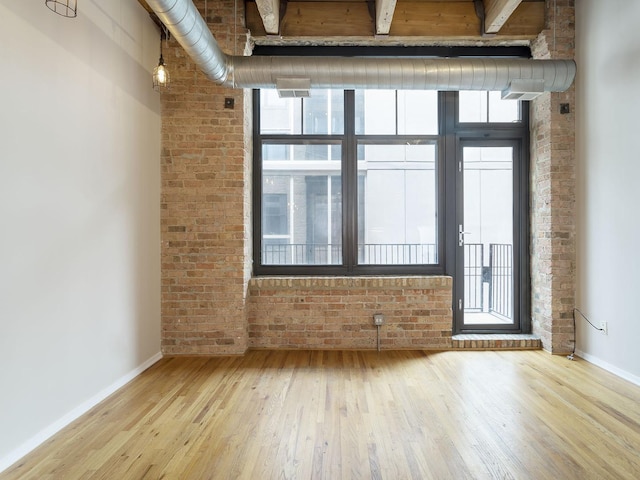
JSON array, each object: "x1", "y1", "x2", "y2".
[{"x1": 458, "y1": 225, "x2": 471, "y2": 246}]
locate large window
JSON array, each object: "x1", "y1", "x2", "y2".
[
  {"x1": 254, "y1": 88, "x2": 527, "y2": 289},
  {"x1": 254, "y1": 89, "x2": 444, "y2": 275}
]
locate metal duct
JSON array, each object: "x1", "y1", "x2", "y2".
[
  {"x1": 145, "y1": 0, "x2": 576, "y2": 93},
  {"x1": 227, "y1": 56, "x2": 575, "y2": 92}
]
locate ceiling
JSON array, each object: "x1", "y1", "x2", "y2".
[{"x1": 139, "y1": 0, "x2": 546, "y2": 47}]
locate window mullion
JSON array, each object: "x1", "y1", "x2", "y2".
[{"x1": 343, "y1": 90, "x2": 357, "y2": 272}]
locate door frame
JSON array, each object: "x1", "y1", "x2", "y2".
[{"x1": 452, "y1": 136, "x2": 531, "y2": 334}]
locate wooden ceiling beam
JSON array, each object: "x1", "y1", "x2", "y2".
[
  {"x1": 281, "y1": 2, "x2": 373, "y2": 37},
  {"x1": 246, "y1": 1, "x2": 544, "y2": 41},
  {"x1": 376, "y1": 0, "x2": 398, "y2": 35},
  {"x1": 255, "y1": 0, "x2": 280, "y2": 35},
  {"x1": 483, "y1": 0, "x2": 524, "y2": 34}
]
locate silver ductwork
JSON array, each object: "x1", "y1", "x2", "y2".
[
  {"x1": 227, "y1": 56, "x2": 575, "y2": 92},
  {"x1": 146, "y1": 0, "x2": 576, "y2": 93}
]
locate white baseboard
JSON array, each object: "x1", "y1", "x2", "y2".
[
  {"x1": 575, "y1": 350, "x2": 640, "y2": 387},
  {"x1": 0, "y1": 352, "x2": 163, "y2": 474}
]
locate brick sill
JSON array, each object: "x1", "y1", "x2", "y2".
[{"x1": 452, "y1": 334, "x2": 541, "y2": 350}]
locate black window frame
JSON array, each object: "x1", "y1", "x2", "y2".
[{"x1": 253, "y1": 89, "x2": 447, "y2": 276}]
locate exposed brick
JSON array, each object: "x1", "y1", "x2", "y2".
[
  {"x1": 530, "y1": 0, "x2": 576, "y2": 354},
  {"x1": 160, "y1": 0, "x2": 251, "y2": 355},
  {"x1": 161, "y1": 0, "x2": 573, "y2": 355},
  {"x1": 248, "y1": 277, "x2": 453, "y2": 350}
]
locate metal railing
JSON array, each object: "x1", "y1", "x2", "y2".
[
  {"x1": 464, "y1": 242, "x2": 513, "y2": 321},
  {"x1": 263, "y1": 244, "x2": 342, "y2": 265},
  {"x1": 464, "y1": 244, "x2": 484, "y2": 311},
  {"x1": 262, "y1": 243, "x2": 437, "y2": 265},
  {"x1": 489, "y1": 243, "x2": 513, "y2": 320},
  {"x1": 358, "y1": 243, "x2": 437, "y2": 264}
]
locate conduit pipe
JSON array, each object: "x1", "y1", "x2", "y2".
[{"x1": 145, "y1": 0, "x2": 576, "y2": 93}]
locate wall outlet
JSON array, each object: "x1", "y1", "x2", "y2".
[
  {"x1": 600, "y1": 321, "x2": 608, "y2": 335},
  {"x1": 373, "y1": 313, "x2": 385, "y2": 326}
]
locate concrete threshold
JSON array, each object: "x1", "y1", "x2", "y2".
[{"x1": 451, "y1": 334, "x2": 541, "y2": 350}]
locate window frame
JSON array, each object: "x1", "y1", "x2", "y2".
[{"x1": 253, "y1": 89, "x2": 447, "y2": 276}]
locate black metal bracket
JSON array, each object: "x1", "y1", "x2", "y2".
[{"x1": 148, "y1": 11, "x2": 170, "y2": 41}]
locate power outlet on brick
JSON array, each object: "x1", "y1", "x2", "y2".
[{"x1": 373, "y1": 313, "x2": 385, "y2": 326}]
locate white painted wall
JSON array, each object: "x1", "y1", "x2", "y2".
[
  {"x1": 575, "y1": 0, "x2": 640, "y2": 384},
  {"x1": 0, "y1": 0, "x2": 161, "y2": 469}
]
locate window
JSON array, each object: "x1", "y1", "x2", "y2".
[
  {"x1": 458, "y1": 91, "x2": 520, "y2": 123},
  {"x1": 263, "y1": 193, "x2": 288, "y2": 236},
  {"x1": 254, "y1": 87, "x2": 529, "y2": 322},
  {"x1": 355, "y1": 90, "x2": 438, "y2": 135},
  {"x1": 357, "y1": 143, "x2": 438, "y2": 265},
  {"x1": 254, "y1": 89, "x2": 443, "y2": 275}
]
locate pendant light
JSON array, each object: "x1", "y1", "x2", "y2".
[
  {"x1": 153, "y1": 28, "x2": 170, "y2": 92},
  {"x1": 45, "y1": 0, "x2": 77, "y2": 18}
]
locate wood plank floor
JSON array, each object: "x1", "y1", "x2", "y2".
[{"x1": 3, "y1": 350, "x2": 640, "y2": 479}]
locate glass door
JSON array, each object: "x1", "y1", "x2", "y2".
[{"x1": 455, "y1": 141, "x2": 524, "y2": 332}]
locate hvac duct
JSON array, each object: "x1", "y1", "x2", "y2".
[{"x1": 145, "y1": 0, "x2": 576, "y2": 93}]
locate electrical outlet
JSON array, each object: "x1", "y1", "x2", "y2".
[
  {"x1": 600, "y1": 321, "x2": 608, "y2": 335},
  {"x1": 373, "y1": 313, "x2": 385, "y2": 326}
]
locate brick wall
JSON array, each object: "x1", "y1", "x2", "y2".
[
  {"x1": 161, "y1": 0, "x2": 251, "y2": 355},
  {"x1": 248, "y1": 277, "x2": 452, "y2": 350},
  {"x1": 159, "y1": 0, "x2": 576, "y2": 355},
  {"x1": 530, "y1": 0, "x2": 576, "y2": 353}
]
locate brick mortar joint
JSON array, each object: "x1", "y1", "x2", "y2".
[{"x1": 249, "y1": 276, "x2": 453, "y2": 291}]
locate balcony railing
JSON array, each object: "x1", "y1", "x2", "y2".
[
  {"x1": 263, "y1": 243, "x2": 438, "y2": 265},
  {"x1": 465, "y1": 243, "x2": 513, "y2": 321},
  {"x1": 358, "y1": 243, "x2": 438, "y2": 264},
  {"x1": 489, "y1": 243, "x2": 513, "y2": 320},
  {"x1": 263, "y1": 243, "x2": 343, "y2": 265}
]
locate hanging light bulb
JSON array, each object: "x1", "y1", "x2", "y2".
[
  {"x1": 45, "y1": 0, "x2": 77, "y2": 18},
  {"x1": 156, "y1": 61, "x2": 167, "y2": 85},
  {"x1": 153, "y1": 54, "x2": 170, "y2": 92},
  {"x1": 153, "y1": 29, "x2": 170, "y2": 92}
]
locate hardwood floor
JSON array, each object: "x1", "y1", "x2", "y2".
[{"x1": 3, "y1": 350, "x2": 640, "y2": 479}]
